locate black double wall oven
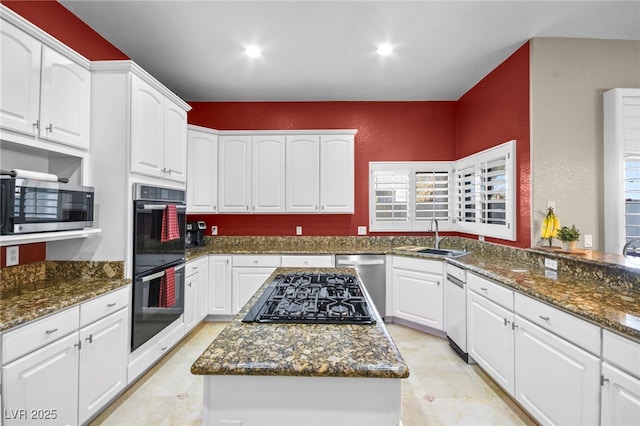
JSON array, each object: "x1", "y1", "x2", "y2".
[{"x1": 131, "y1": 184, "x2": 186, "y2": 351}]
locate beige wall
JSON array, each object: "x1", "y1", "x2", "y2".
[{"x1": 530, "y1": 38, "x2": 640, "y2": 251}]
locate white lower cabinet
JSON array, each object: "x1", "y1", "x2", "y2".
[
  {"x1": 231, "y1": 255, "x2": 280, "y2": 314},
  {"x1": 209, "y1": 255, "x2": 232, "y2": 315},
  {"x1": 467, "y1": 285, "x2": 515, "y2": 395},
  {"x1": 601, "y1": 330, "x2": 640, "y2": 426},
  {"x1": 2, "y1": 287, "x2": 130, "y2": 426},
  {"x1": 514, "y1": 315, "x2": 600, "y2": 426},
  {"x1": 185, "y1": 257, "x2": 209, "y2": 332},
  {"x1": 78, "y1": 308, "x2": 128, "y2": 424},
  {"x1": 3, "y1": 332, "x2": 80, "y2": 426},
  {"x1": 391, "y1": 257, "x2": 444, "y2": 330}
]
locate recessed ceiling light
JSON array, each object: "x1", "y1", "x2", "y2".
[
  {"x1": 244, "y1": 45, "x2": 261, "y2": 58},
  {"x1": 377, "y1": 44, "x2": 393, "y2": 56}
]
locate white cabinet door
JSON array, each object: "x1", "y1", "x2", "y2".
[
  {"x1": 252, "y1": 135, "x2": 286, "y2": 212},
  {"x1": 184, "y1": 272, "x2": 199, "y2": 332},
  {"x1": 187, "y1": 130, "x2": 218, "y2": 212},
  {"x1": 392, "y1": 267, "x2": 444, "y2": 330},
  {"x1": 78, "y1": 308, "x2": 128, "y2": 424},
  {"x1": 514, "y1": 315, "x2": 600, "y2": 426},
  {"x1": 0, "y1": 21, "x2": 41, "y2": 136},
  {"x1": 218, "y1": 135, "x2": 252, "y2": 212},
  {"x1": 286, "y1": 135, "x2": 320, "y2": 212},
  {"x1": 163, "y1": 99, "x2": 187, "y2": 182},
  {"x1": 232, "y1": 267, "x2": 275, "y2": 314},
  {"x1": 197, "y1": 257, "x2": 209, "y2": 322},
  {"x1": 467, "y1": 289, "x2": 515, "y2": 395},
  {"x1": 601, "y1": 362, "x2": 640, "y2": 426},
  {"x1": 2, "y1": 332, "x2": 79, "y2": 426},
  {"x1": 320, "y1": 135, "x2": 354, "y2": 213},
  {"x1": 39, "y1": 46, "x2": 90, "y2": 149},
  {"x1": 209, "y1": 255, "x2": 232, "y2": 315},
  {"x1": 130, "y1": 75, "x2": 165, "y2": 179}
]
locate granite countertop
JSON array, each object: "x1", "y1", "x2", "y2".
[
  {"x1": 0, "y1": 262, "x2": 130, "y2": 332},
  {"x1": 191, "y1": 267, "x2": 410, "y2": 379},
  {"x1": 187, "y1": 237, "x2": 640, "y2": 342},
  {"x1": 448, "y1": 252, "x2": 640, "y2": 341}
]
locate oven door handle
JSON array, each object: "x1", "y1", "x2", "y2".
[
  {"x1": 140, "y1": 263, "x2": 185, "y2": 282},
  {"x1": 141, "y1": 204, "x2": 187, "y2": 211}
]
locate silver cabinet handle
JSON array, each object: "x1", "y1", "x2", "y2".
[
  {"x1": 160, "y1": 346, "x2": 168, "y2": 351},
  {"x1": 480, "y1": 287, "x2": 488, "y2": 292},
  {"x1": 167, "y1": 169, "x2": 172, "y2": 175},
  {"x1": 107, "y1": 302, "x2": 117, "y2": 307},
  {"x1": 45, "y1": 123, "x2": 53, "y2": 132},
  {"x1": 539, "y1": 316, "x2": 550, "y2": 321},
  {"x1": 86, "y1": 334, "x2": 93, "y2": 343},
  {"x1": 33, "y1": 120, "x2": 40, "y2": 130},
  {"x1": 504, "y1": 318, "x2": 511, "y2": 326},
  {"x1": 512, "y1": 323, "x2": 518, "y2": 330},
  {"x1": 437, "y1": 281, "x2": 440, "y2": 286},
  {"x1": 75, "y1": 341, "x2": 82, "y2": 350},
  {"x1": 45, "y1": 328, "x2": 58, "y2": 335}
]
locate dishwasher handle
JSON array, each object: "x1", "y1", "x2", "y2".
[
  {"x1": 337, "y1": 259, "x2": 385, "y2": 266},
  {"x1": 446, "y1": 274, "x2": 466, "y2": 289}
]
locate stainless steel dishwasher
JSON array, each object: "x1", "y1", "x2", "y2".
[{"x1": 335, "y1": 254, "x2": 386, "y2": 318}]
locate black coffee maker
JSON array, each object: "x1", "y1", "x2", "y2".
[{"x1": 186, "y1": 221, "x2": 206, "y2": 247}]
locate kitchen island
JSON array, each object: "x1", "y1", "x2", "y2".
[{"x1": 191, "y1": 267, "x2": 409, "y2": 426}]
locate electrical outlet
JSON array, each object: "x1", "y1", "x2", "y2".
[
  {"x1": 358, "y1": 226, "x2": 367, "y2": 235},
  {"x1": 547, "y1": 201, "x2": 556, "y2": 211},
  {"x1": 296, "y1": 226, "x2": 303, "y2": 235},
  {"x1": 478, "y1": 235, "x2": 485, "y2": 242},
  {"x1": 211, "y1": 226, "x2": 218, "y2": 236},
  {"x1": 6, "y1": 246, "x2": 19, "y2": 266},
  {"x1": 584, "y1": 234, "x2": 593, "y2": 248},
  {"x1": 544, "y1": 258, "x2": 558, "y2": 271}
]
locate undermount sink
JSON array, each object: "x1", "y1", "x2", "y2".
[{"x1": 416, "y1": 248, "x2": 469, "y2": 258}]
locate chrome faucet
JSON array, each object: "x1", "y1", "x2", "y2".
[
  {"x1": 623, "y1": 238, "x2": 640, "y2": 257},
  {"x1": 429, "y1": 218, "x2": 444, "y2": 249}
]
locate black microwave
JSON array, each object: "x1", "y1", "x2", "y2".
[{"x1": 1, "y1": 178, "x2": 94, "y2": 235}]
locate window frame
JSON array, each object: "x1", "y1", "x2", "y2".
[{"x1": 369, "y1": 161, "x2": 454, "y2": 232}]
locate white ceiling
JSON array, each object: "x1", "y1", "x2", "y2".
[{"x1": 60, "y1": 0, "x2": 640, "y2": 102}]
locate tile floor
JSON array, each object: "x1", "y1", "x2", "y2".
[{"x1": 90, "y1": 322, "x2": 537, "y2": 426}]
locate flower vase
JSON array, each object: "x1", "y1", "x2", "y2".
[{"x1": 562, "y1": 241, "x2": 577, "y2": 251}]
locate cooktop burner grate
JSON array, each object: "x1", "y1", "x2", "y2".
[{"x1": 242, "y1": 273, "x2": 376, "y2": 325}]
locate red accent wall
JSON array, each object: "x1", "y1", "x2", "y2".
[
  {"x1": 0, "y1": 243, "x2": 46, "y2": 267},
  {"x1": 456, "y1": 42, "x2": 531, "y2": 247},
  {"x1": 188, "y1": 102, "x2": 457, "y2": 236},
  {"x1": 1, "y1": 0, "x2": 128, "y2": 60}
]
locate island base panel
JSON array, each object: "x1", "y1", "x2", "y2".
[{"x1": 203, "y1": 375, "x2": 402, "y2": 426}]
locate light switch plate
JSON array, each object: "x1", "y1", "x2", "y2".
[
  {"x1": 358, "y1": 226, "x2": 367, "y2": 235},
  {"x1": 296, "y1": 226, "x2": 303, "y2": 235},
  {"x1": 544, "y1": 258, "x2": 558, "y2": 270},
  {"x1": 584, "y1": 234, "x2": 592, "y2": 248},
  {"x1": 6, "y1": 246, "x2": 19, "y2": 266}
]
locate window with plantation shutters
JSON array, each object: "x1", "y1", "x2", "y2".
[
  {"x1": 373, "y1": 169, "x2": 410, "y2": 225},
  {"x1": 369, "y1": 162, "x2": 453, "y2": 232},
  {"x1": 454, "y1": 140, "x2": 516, "y2": 240},
  {"x1": 625, "y1": 157, "x2": 640, "y2": 241}
]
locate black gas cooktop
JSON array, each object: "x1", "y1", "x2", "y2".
[{"x1": 242, "y1": 272, "x2": 376, "y2": 325}]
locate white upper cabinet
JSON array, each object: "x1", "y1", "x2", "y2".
[
  {"x1": 130, "y1": 75, "x2": 186, "y2": 183},
  {"x1": 253, "y1": 135, "x2": 286, "y2": 213},
  {"x1": 0, "y1": 19, "x2": 90, "y2": 150},
  {"x1": 320, "y1": 134, "x2": 354, "y2": 213},
  {"x1": 0, "y1": 20, "x2": 41, "y2": 136},
  {"x1": 286, "y1": 135, "x2": 321, "y2": 212},
  {"x1": 187, "y1": 127, "x2": 218, "y2": 213},
  {"x1": 218, "y1": 135, "x2": 252, "y2": 212},
  {"x1": 40, "y1": 46, "x2": 90, "y2": 149}
]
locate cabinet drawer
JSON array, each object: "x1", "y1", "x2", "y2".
[
  {"x1": 445, "y1": 263, "x2": 466, "y2": 282},
  {"x1": 603, "y1": 330, "x2": 640, "y2": 377},
  {"x1": 185, "y1": 259, "x2": 204, "y2": 277},
  {"x1": 393, "y1": 256, "x2": 443, "y2": 275},
  {"x1": 281, "y1": 255, "x2": 334, "y2": 267},
  {"x1": 80, "y1": 286, "x2": 130, "y2": 327},
  {"x1": 232, "y1": 255, "x2": 281, "y2": 267},
  {"x1": 2, "y1": 306, "x2": 80, "y2": 363},
  {"x1": 515, "y1": 293, "x2": 601, "y2": 355},
  {"x1": 467, "y1": 273, "x2": 513, "y2": 310}
]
